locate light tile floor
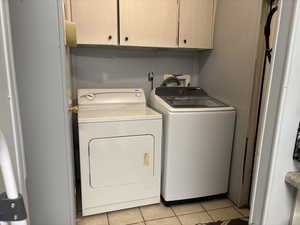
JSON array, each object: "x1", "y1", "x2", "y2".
[{"x1": 77, "y1": 198, "x2": 250, "y2": 225}]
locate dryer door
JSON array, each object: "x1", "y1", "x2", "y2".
[
  {"x1": 89, "y1": 135, "x2": 154, "y2": 188},
  {"x1": 79, "y1": 119, "x2": 162, "y2": 216}
]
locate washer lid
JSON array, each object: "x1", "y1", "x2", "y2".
[
  {"x1": 78, "y1": 106, "x2": 162, "y2": 123},
  {"x1": 161, "y1": 96, "x2": 230, "y2": 108}
]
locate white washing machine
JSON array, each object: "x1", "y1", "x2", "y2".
[
  {"x1": 149, "y1": 87, "x2": 236, "y2": 203},
  {"x1": 78, "y1": 89, "x2": 162, "y2": 216}
]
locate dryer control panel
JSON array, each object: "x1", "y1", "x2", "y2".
[{"x1": 78, "y1": 89, "x2": 146, "y2": 108}]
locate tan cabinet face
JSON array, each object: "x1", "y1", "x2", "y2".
[
  {"x1": 71, "y1": 0, "x2": 118, "y2": 45},
  {"x1": 179, "y1": 0, "x2": 216, "y2": 49},
  {"x1": 119, "y1": 0, "x2": 179, "y2": 48}
]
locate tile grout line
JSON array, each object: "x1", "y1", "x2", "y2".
[
  {"x1": 106, "y1": 212, "x2": 111, "y2": 225},
  {"x1": 135, "y1": 204, "x2": 177, "y2": 224},
  {"x1": 142, "y1": 215, "x2": 177, "y2": 223},
  {"x1": 169, "y1": 206, "x2": 183, "y2": 225},
  {"x1": 201, "y1": 200, "x2": 246, "y2": 222},
  {"x1": 205, "y1": 205, "x2": 236, "y2": 213},
  {"x1": 205, "y1": 205, "x2": 248, "y2": 222},
  {"x1": 173, "y1": 210, "x2": 208, "y2": 217},
  {"x1": 200, "y1": 203, "x2": 216, "y2": 222},
  {"x1": 106, "y1": 207, "x2": 145, "y2": 225},
  {"x1": 137, "y1": 202, "x2": 180, "y2": 223},
  {"x1": 232, "y1": 206, "x2": 247, "y2": 218},
  {"x1": 138, "y1": 207, "x2": 146, "y2": 224}
]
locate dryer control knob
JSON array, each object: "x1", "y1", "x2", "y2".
[{"x1": 86, "y1": 93, "x2": 96, "y2": 101}]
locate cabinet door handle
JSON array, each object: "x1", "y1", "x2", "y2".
[
  {"x1": 108, "y1": 35, "x2": 112, "y2": 40},
  {"x1": 184, "y1": 39, "x2": 187, "y2": 44},
  {"x1": 125, "y1": 37, "x2": 129, "y2": 41}
]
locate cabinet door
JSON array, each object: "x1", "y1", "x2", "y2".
[
  {"x1": 120, "y1": 0, "x2": 179, "y2": 48},
  {"x1": 179, "y1": 0, "x2": 216, "y2": 49},
  {"x1": 71, "y1": 0, "x2": 118, "y2": 45}
]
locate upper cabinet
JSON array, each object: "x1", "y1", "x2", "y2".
[
  {"x1": 70, "y1": 0, "x2": 217, "y2": 49},
  {"x1": 179, "y1": 0, "x2": 216, "y2": 49},
  {"x1": 71, "y1": 0, "x2": 118, "y2": 45},
  {"x1": 119, "y1": 0, "x2": 179, "y2": 48}
]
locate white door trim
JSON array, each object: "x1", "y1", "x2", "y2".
[
  {"x1": 250, "y1": 0, "x2": 300, "y2": 224},
  {"x1": 0, "y1": 0, "x2": 28, "y2": 218},
  {"x1": 262, "y1": 0, "x2": 300, "y2": 223}
]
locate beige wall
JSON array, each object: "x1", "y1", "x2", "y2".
[
  {"x1": 197, "y1": 0, "x2": 263, "y2": 205},
  {"x1": 71, "y1": 47, "x2": 201, "y2": 100}
]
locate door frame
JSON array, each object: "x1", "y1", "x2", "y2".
[
  {"x1": 250, "y1": 0, "x2": 300, "y2": 224},
  {"x1": 240, "y1": 0, "x2": 272, "y2": 207}
]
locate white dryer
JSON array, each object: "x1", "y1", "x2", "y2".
[
  {"x1": 78, "y1": 89, "x2": 162, "y2": 216},
  {"x1": 150, "y1": 87, "x2": 236, "y2": 203}
]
